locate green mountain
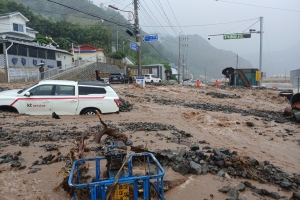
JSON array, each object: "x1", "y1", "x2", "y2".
[
  {"x1": 1, "y1": 0, "x2": 253, "y2": 78},
  {"x1": 161, "y1": 34, "x2": 253, "y2": 79}
]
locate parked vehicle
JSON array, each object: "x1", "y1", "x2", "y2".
[
  {"x1": 143, "y1": 74, "x2": 162, "y2": 83},
  {"x1": 109, "y1": 73, "x2": 129, "y2": 84},
  {"x1": 0, "y1": 80, "x2": 120, "y2": 115}
]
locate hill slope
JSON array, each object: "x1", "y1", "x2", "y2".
[
  {"x1": 6, "y1": 0, "x2": 253, "y2": 78},
  {"x1": 161, "y1": 34, "x2": 253, "y2": 79}
]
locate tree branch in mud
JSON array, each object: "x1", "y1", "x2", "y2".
[
  {"x1": 54, "y1": 132, "x2": 90, "y2": 196},
  {"x1": 93, "y1": 110, "x2": 128, "y2": 143}
]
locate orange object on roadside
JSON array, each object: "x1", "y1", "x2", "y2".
[
  {"x1": 215, "y1": 80, "x2": 220, "y2": 87},
  {"x1": 196, "y1": 80, "x2": 201, "y2": 87}
]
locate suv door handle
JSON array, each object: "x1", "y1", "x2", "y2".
[
  {"x1": 43, "y1": 100, "x2": 50, "y2": 103},
  {"x1": 70, "y1": 100, "x2": 77, "y2": 103}
]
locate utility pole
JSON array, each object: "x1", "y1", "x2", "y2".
[
  {"x1": 134, "y1": 0, "x2": 141, "y2": 75},
  {"x1": 234, "y1": 54, "x2": 238, "y2": 86},
  {"x1": 204, "y1": 67, "x2": 207, "y2": 82},
  {"x1": 182, "y1": 55, "x2": 185, "y2": 80},
  {"x1": 285, "y1": 69, "x2": 286, "y2": 83},
  {"x1": 178, "y1": 35, "x2": 181, "y2": 83},
  {"x1": 117, "y1": 26, "x2": 119, "y2": 51},
  {"x1": 258, "y1": 16, "x2": 263, "y2": 87}
]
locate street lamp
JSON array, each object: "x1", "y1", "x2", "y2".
[
  {"x1": 109, "y1": 2, "x2": 141, "y2": 75},
  {"x1": 108, "y1": 5, "x2": 134, "y2": 21}
]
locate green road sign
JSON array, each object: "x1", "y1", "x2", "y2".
[{"x1": 223, "y1": 34, "x2": 251, "y2": 40}]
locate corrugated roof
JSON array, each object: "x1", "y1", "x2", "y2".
[{"x1": 0, "y1": 39, "x2": 73, "y2": 55}]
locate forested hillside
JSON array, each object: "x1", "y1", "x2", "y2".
[
  {"x1": 1, "y1": 0, "x2": 172, "y2": 65},
  {"x1": 161, "y1": 35, "x2": 253, "y2": 78},
  {"x1": 0, "y1": 0, "x2": 254, "y2": 78}
]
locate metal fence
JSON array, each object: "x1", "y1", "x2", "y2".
[
  {"x1": 0, "y1": 55, "x2": 126, "y2": 83},
  {"x1": 7, "y1": 56, "x2": 97, "y2": 83}
]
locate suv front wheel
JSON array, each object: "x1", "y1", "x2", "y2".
[{"x1": 82, "y1": 109, "x2": 98, "y2": 115}]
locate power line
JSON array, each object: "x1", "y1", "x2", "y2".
[
  {"x1": 215, "y1": 0, "x2": 300, "y2": 13},
  {"x1": 139, "y1": 1, "x2": 177, "y2": 43},
  {"x1": 153, "y1": 0, "x2": 179, "y2": 36},
  {"x1": 140, "y1": 17, "x2": 260, "y2": 27},
  {"x1": 242, "y1": 20, "x2": 260, "y2": 32},
  {"x1": 223, "y1": 19, "x2": 257, "y2": 34},
  {"x1": 265, "y1": 28, "x2": 274, "y2": 76},
  {"x1": 145, "y1": 42, "x2": 171, "y2": 62},
  {"x1": 44, "y1": 0, "x2": 131, "y2": 28},
  {"x1": 166, "y1": 0, "x2": 183, "y2": 34}
]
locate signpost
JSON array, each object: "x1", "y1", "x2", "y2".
[
  {"x1": 143, "y1": 34, "x2": 158, "y2": 42},
  {"x1": 129, "y1": 42, "x2": 138, "y2": 51},
  {"x1": 223, "y1": 33, "x2": 251, "y2": 40}
]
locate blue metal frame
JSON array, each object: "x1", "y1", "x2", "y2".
[{"x1": 68, "y1": 152, "x2": 165, "y2": 200}]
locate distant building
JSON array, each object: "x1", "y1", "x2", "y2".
[
  {"x1": 125, "y1": 64, "x2": 167, "y2": 80},
  {"x1": 0, "y1": 12, "x2": 73, "y2": 83},
  {"x1": 290, "y1": 69, "x2": 300, "y2": 85},
  {"x1": 73, "y1": 44, "x2": 105, "y2": 63}
]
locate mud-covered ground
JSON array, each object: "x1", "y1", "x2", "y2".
[{"x1": 0, "y1": 82, "x2": 299, "y2": 200}]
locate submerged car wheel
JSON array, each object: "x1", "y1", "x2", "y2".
[{"x1": 83, "y1": 109, "x2": 97, "y2": 115}]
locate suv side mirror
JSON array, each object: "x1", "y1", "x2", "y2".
[{"x1": 24, "y1": 92, "x2": 31, "y2": 97}]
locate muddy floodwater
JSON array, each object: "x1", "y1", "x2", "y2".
[{"x1": 0, "y1": 83, "x2": 299, "y2": 200}]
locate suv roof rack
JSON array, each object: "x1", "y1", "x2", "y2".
[{"x1": 78, "y1": 81, "x2": 110, "y2": 86}]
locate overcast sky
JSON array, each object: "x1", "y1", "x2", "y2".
[{"x1": 92, "y1": 0, "x2": 300, "y2": 73}]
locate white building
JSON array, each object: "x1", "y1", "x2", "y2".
[{"x1": 0, "y1": 12, "x2": 73, "y2": 83}]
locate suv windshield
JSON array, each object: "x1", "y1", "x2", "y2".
[{"x1": 17, "y1": 83, "x2": 38, "y2": 94}]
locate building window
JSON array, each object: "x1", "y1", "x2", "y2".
[
  {"x1": 142, "y1": 69, "x2": 149, "y2": 74},
  {"x1": 64, "y1": 56, "x2": 66, "y2": 59},
  {"x1": 7, "y1": 43, "x2": 17, "y2": 55},
  {"x1": 13, "y1": 23, "x2": 24, "y2": 32},
  {"x1": 57, "y1": 54, "x2": 60, "y2": 58},
  {"x1": 0, "y1": 44, "x2": 3, "y2": 54},
  {"x1": 38, "y1": 49, "x2": 46, "y2": 59},
  {"x1": 17, "y1": 45, "x2": 27, "y2": 56},
  {"x1": 131, "y1": 69, "x2": 138, "y2": 75},
  {"x1": 47, "y1": 50, "x2": 55, "y2": 60},
  {"x1": 29, "y1": 47, "x2": 38, "y2": 57}
]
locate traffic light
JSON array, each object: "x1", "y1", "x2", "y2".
[{"x1": 126, "y1": 29, "x2": 134, "y2": 37}]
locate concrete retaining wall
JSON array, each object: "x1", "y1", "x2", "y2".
[{"x1": 54, "y1": 62, "x2": 126, "y2": 81}]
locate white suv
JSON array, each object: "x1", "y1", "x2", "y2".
[
  {"x1": 0, "y1": 80, "x2": 120, "y2": 115},
  {"x1": 143, "y1": 74, "x2": 162, "y2": 83}
]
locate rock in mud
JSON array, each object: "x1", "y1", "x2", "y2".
[
  {"x1": 45, "y1": 144, "x2": 58, "y2": 151},
  {"x1": 219, "y1": 185, "x2": 231, "y2": 193},
  {"x1": 11, "y1": 161, "x2": 21, "y2": 168},
  {"x1": 190, "y1": 143, "x2": 200, "y2": 151},
  {"x1": 189, "y1": 161, "x2": 202, "y2": 175},
  {"x1": 245, "y1": 122, "x2": 254, "y2": 127},
  {"x1": 236, "y1": 183, "x2": 246, "y2": 192}
]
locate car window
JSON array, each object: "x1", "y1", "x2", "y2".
[
  {"x1": 29, "y1": 85, "x2": 54, "y2": 96},
  {"x1": 152, "y1": 75, "x2": 157, "y2": 78},
  {"x1": 144, "y1": 75, "x2": 150, "y2": 77},
  {"x1": 79, "y1": 86, "x2": 106, "y2": 95},
  {"x1": 55, "y1": 85, "x2": 75, "y2": 96},
  {"x1": 18, "y1": 83, "x2": 38, "y2": 94}
]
